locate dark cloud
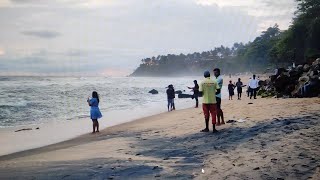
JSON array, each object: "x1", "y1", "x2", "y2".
[{"x1": 21, "y1": 30, "x2": 61, "y2": 39}]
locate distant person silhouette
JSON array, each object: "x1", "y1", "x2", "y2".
[
  {"x1": 236, "y1": 78, "x2": 246, "y2": 100},
  {"x1": 228, "y1": 80, "x2": 235, "y2": 100},
  {"x1": 188, "y1": 80, "x2": 200, "y2": 108},
  {"x1": 247, "y1": 77, "x2": 252, "y2": 97},
  {"x1": 166, "y1": 84, "x2": 175, "y2": 111}
]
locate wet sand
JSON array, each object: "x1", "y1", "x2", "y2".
[{"x1": 0, "y1": 97, "x2": 319, "y2": 179}]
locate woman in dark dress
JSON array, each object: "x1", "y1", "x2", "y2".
[{"x1": 228, "y1": 80, "x2": 236, "y2": 100}]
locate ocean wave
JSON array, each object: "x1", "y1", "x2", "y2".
[
  {"x1": 0, "y1": 99, "x2": 28, "y2": 107},
  {"x1": 0, "y1": 77, "x2": 11, "y2": 81}
]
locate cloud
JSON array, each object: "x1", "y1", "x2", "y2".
[
  {"x1": 0, "y1": 0, "x2": 297, "y2": 76},
  {"x1": 10, "y1": 0, "x2": 39, "y2": 3},
  {"x1": 195, "y1": 0, "x2": 297, "y2": 31},
  {"x1": 21, "y1": 30, "x2": 61, "y2": 39}
]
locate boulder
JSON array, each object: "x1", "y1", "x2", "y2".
[
  {"x1": 178, "y1": 94, "x2": 193, "y2": 98},
  {"x1": 258, "y1": 80, "x2": 267, "y2": 86},
  {"x1": 298, "y1": 76, "x2": 309, "y2": 83},
  {"x1": 289, "y1": 69, "x2": 303, "y2": 80},
  {"x1": 274, "y1": 74, "x2": 290, "y2": 92},
  {"x1": 297, "y1": 65, "x2": 303, "y2": 71},
  {"x1": 303, "y1": 64, "x2": 310, "y2": 72},
  {"x1": 270, "y1": 75, "x2": 278, "y2": 81},
  {"x1": 292, "y1": 81, "x2": 305, "y2": 97},
  {"x1": 312, "y1": 58, "x2": 320, "y2": 66},
  {"x1": 148, "y1": 89, "x2": 158, "y2": 94}
]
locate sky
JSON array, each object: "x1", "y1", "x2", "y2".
[{"x1": 0, "y1": 0, "x2": 297, "y2": 76}]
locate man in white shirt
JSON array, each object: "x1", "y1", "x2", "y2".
[{"x1": 248, "y1": 75, "x2": 259, "y2": 99}]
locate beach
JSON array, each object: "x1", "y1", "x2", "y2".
[{"x1": 0, "y1": 97, "x2": 319, "y2": 179}]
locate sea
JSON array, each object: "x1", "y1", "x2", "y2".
[
  {"x1": 0, "y1": 76, "x2": 229, "y2": 128},
  {"x1": 0, "y1": 76, "x2": 229, "y2": 155}
]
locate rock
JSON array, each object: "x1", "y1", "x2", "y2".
[
  {"x1": 299, "y1": 76, "x2": 309, "y2": 83},
  {"x1": 291, "y1": 81, "x2": 305, "y2": 97},
  {"x1": 258, "y1": 80, "x2": 267, "y2": 86},
  {"x1": 178, "y1": 94, "x2": 193, "y2": 98},
  {"x1": 226, "y1": 120, "x2": 237, "y2": 123},
  {"x1": 312, "y1": 58, "x2": 320, "y2": 66},
  {"x1": 175, "y1": 90, "x2": 183, "y2": 94},
  {"x1": 148, "y1": 89, "x2": 158, "y2": 94},
  {"x1": 253, "y1": 167, "x2": 260, "y2": 170},
  {"x1": 289, "y1": 69, "x2": 303, "y2": 80},
  {"x1": 274, "y1": 74, "x2": 290, "y2": 92},
  {"x1": 297, "y1": 65, "x2": 303, "y2": 71},
  {"x1": 15, "y1": 128, "x2": 32, "y2": 132},
  {"x1": 303, "y1": 64, "x2": 310, "y2": 72},
  {"x1": 265, "y1": 58, "x2": 320, "y2": 98},
  {"x1": 270, "y1": 75, "x2": 278, "y2": 81},
  {"x1": 36, "y1": 127, "x2": 40, "y2": 130}
]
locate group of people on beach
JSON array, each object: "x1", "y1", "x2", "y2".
[
  {"x1": 86, "y1": 71, "x2": 260, "y2": 134},
  {"x1": 166, "y1": 69, "x2": 225, "y2": 133},
  {"x1": 165, "y1": 70, "x2": 260, "y2": 133},
  {"x1": 227, "y1": 75, "x2": 260, "y2": 100}
]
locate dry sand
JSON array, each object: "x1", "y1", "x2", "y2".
[{"x1": 0, "y1": 97, "x2": 319, "y2": 179}]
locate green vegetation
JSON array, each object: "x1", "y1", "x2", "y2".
[{"x1": 131, "y1": 0, "x2": 320, "y2": 76}]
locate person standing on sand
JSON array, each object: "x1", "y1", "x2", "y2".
[
  {"x1": 188, "y1": 80, "x2": 200, "y2": 108},
  {"x1": 236, "y1": 78, "x2": 245, "y2": 100},
  {"x1": 228, "y1": 80, "x2": 236, "y2": 100},
  {"x1": 199, "y1": 71, "x2": 220, "y2": 133},
  {"x1": 166, "y1": 84, "x2": 175, "y2": 111},
  {"x1": 247, "y1": 77, "x2": 252, "y2": 97},
  {"x1": 87, "y1": 91, "x2": 102, "y2": 133},
  {"x1": 248, "y1": 75, "x2": 259, "y2": 99},
  {"x1": 213, "y1": 68, "x2": 225, "y2": 126}
]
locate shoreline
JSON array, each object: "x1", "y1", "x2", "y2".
[
  {"x1": 0, "y1": 97, "x2": 319, "y2": 179},
  {"x1": 1, "y1": 74, "x2": 243, "y2": 157},
  {"x1": 0, "y1": 107, "x2": 195, "y2": 160},
  {"x1": 0, "y1": 99, "x2": 197, "y2": 157}
]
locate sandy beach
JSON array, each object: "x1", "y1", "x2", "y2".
[{"x1": 0, "y1": 97, "x2": 319, "y2": 179}]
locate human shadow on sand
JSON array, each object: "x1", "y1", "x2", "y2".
[{"x1": 0, "y1": 113, "x2": 319, "y2": 179}]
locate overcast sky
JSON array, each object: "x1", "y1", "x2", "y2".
[{"x1": 0, "y1": 0, "x2": 297, "y2": 76}]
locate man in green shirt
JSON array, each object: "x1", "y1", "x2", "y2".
[{"x1": 199, "y1": 71, "x2": 221, "y2": 133}]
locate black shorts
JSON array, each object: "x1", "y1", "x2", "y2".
[{"x1": 216, "y1": 97, "x2": 221, "y2": 109}]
